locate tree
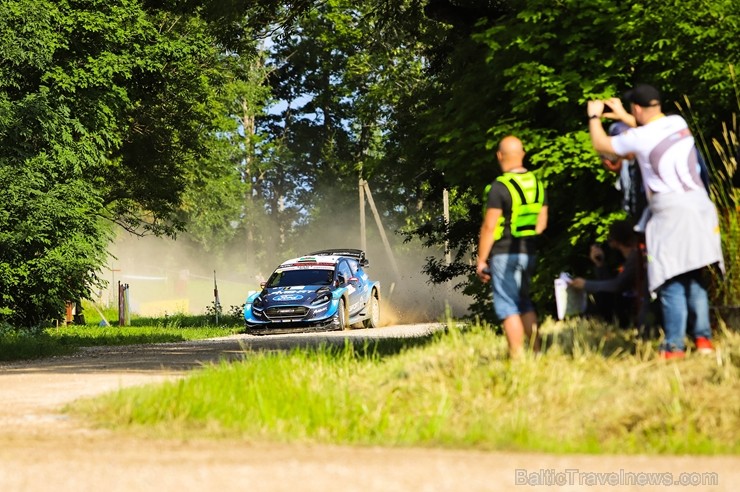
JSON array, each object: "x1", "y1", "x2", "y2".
[
  {"x1": 400, "y1": 0, "x2": 740, "y2": 318},
  {"x1": 253, "y1": 0, "x2": 448, "y2": 266},
  {"x1": 0, "y1": 0, "x2": 316, "y2": 326}
]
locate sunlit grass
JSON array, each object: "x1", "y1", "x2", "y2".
[
  {"x1": 69, "y1": 318, "x2": 740, "y2": 455},
  {"x1": 0, "y1": 297, "x2": 242, "y2": 362},
  {"x1": 0, "y1": 323, "x2": 238, "y2": 362}
]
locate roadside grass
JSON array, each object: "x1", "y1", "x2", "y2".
[
  {"x1": 82, "y1": 299, "x2": 245, "y2": 329},
  {"x1": 69, "y1": 318, "x2": 740, "y2": 455},
  {"x1": 0, "y1": 325, "x2": 238, "y2": 362},
  {"x1": 0, "y1": 301, "x2": 240, "y2": 362}
]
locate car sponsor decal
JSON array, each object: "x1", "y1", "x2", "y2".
[
  {"x1": 273, "y1": 294, "x2": 304, "y2": 301},
  {"x1": 270, "y1": 288, "x2": 318, "y2": 295},
  {"x1": 311, "y1": 305, "x2": 328, "y2": 315},
  {"x1": 346, "y1": 284, "x2": 356, "y2": 295},
  {"x1": 278, "y1": 264, "x2": 334, "y2": 270}
]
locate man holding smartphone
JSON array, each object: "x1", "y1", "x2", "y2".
[{"x1": 587, "y1": 84, "x2": 724, "y2": 358}]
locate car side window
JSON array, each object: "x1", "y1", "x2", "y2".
[
  {"x1": 337, "y1": 261, "x2": 352, "y2": 284},
  {"x1": 348, "y1": 259, "x2": 359, "y2": 275}
]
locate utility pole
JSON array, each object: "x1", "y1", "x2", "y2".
[
  {"x1": 359, "y1": 177, "x2": 366, "y2": 252},
  {"x1": 361, "y1": 179, "x2": 401, "y2": 280},
  {"x1": 443, "y1": 187, "x2": 451, "y2": 265}
]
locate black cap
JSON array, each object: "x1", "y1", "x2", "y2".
[{"x1": 625, "y1": 84, "x2": 661, "y2": 107}]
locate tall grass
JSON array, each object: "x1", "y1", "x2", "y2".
[
  {"x1": 69, "y1": 318, "x2": 740, "y2": 455},
  {"x1": 681, "y1": 64, "x2": 740, "y2": 313}
]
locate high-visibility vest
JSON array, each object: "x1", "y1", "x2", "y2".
[{"x1": 483, "y1": 172, "x2": 544, "y2": 240}]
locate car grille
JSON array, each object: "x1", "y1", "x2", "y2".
[{"x1": 264, "y1": 306, "x2": 309, "y2": 320}]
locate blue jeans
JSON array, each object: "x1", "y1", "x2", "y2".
[
  {"x1": 491, "y1": 253, "x2": 536, "y2": 321},
  {"x1": 658, "y1": 269, "x2": 712, "y2": 352}
]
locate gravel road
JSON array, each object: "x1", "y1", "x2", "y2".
[{"x1": 0, "y1": 324, "x2": 736, "y2": 492}]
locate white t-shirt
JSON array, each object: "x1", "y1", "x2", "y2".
[{"x1": 611, "y1": 114, "x2": 704, "y2": 194}]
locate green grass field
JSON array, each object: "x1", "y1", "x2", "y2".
[
  {"x1": 67, "y1": 318, "x2": 740, "y2": 455},
  {"x1": 0, "y1": 301, "x2": 241, "y2": 362}
]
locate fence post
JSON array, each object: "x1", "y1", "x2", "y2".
[{"x1": 118, "y1": 282, "x2": 130, "y2": 326}]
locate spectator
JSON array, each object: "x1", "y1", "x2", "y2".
[
  {"x1": 476, "y1": 136, "x2": 548, "y2": 358},
  {"x1": 569, "y1": 220, "x2": 648, "y2": 329},
  {"x1": 587, "y1": 84, "x2": 725, "y2": 359}
]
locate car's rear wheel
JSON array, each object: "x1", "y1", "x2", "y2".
[{"x1": 363, "y1": 292, "x2": 380, "y2": 328}]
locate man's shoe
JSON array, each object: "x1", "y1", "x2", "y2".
[
  {"x1": 660, "y1": 350, "x2": 686, "y2": 360},
  {"x1": 695, "y1": 337, "x2": 715, "y2": 355}
]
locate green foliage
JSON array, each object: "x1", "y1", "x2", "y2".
[
  {"x1": 250, "y1": 0, "x2": 448, "y2": 266},
  {"x1": 0, "y1": 0, "x2": 305, "y2": 326},
  {"x1": 0, "y1": 159, "x2": 112, "y2": 326},
  {"x1": 3, "y1": 0, "x2": 739, "y2": 327},
  {"x1": 399, "y1": 0, "x2": 740, "y2": 316},
  {"x1": 615, "y1": 0, "x2": 740, "y2": 135}
]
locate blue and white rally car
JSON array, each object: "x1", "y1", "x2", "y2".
[{"x1": 243, "y1": 249, "x2": 381, "y2": 334}]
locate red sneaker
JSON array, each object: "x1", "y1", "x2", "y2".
[
  {"x1": 695, "y1": 337, "x2": 715, "y2": 355},
  {"x1": 660, "y1": 350, "x2": 686, "y2": 360}
]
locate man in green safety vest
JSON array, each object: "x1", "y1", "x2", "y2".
[{"x1": 476, "y1": 136, "x2": 548, "y2": 358}]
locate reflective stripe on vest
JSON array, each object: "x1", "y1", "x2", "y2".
[{"x1": 488, "y1": 172, "x2": 544, "y2": 240}]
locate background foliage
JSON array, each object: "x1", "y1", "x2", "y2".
[
  {"x1": 1, "y1": 0, "x2": 738, "y2": 327},
  {"x1": 395, "y1": 0, "x2": 740, "y2": 319},
  {"x1": 0, "y1": 0, "x2": 311, "y2": 325}
]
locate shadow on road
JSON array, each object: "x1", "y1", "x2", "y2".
[{"x1": 0, "y1": 324, "x2": 444, "y2": 375}]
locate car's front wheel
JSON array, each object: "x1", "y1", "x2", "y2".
[
  {"x1": 363, "y1": 292, "x2": 380, "y2": 328},
  {"x1": 337, "y1": 299, "x2": 350, "y2": 331}
]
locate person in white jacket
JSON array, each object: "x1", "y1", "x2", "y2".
[{"x1": 587, "y1": 84, "x2": 724, "y2": 359}]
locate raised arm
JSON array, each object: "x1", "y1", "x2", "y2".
[{"x1": 587, "y1": 100, "x2": 617, "y2": 155}]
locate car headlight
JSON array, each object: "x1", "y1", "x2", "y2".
[
  {"x1": 252, "y1": 296, "x2": 264, "y2": 309},
  {"x1": 311, "y1": 293, "x2": 331, "y2": 305}
]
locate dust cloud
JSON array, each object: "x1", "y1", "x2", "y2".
[{"x1": 100, "y1": 212, "x2": 471, "y2": 325}]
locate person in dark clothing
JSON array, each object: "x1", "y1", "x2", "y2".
[{"x1": 569, "y1": 220, "x2": 647, "y2": 328}]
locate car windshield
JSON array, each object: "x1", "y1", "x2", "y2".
[{"x1": 267, "y1": 268, "x2": 334, "y2": 287}]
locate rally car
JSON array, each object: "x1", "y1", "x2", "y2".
[{"x1": 243, "y1": 249, "x2": 381, "y2": 335}]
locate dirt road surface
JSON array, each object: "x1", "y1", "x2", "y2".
[{"x1": 1, "y1": 324, "x2": 736, "y2": 492}]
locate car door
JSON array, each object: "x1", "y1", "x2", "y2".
[{"x1": 337, "y1": 260, "x2": 363, "y2": 316}]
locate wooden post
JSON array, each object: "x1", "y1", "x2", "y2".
[
  {"x1": 118, "y1": 282, "x2": 130, "y2": 327},
  {"x1": 443, "y1": 187, "x2": 451, "y2": 265},
  {"x1": 213, "y1": 270, "x2": 220, "y2": 325},
  {"x1": 64, "y1": 301, "x2": 74, "y2": 325},
  {"x1": 362, "y1": 180, "x2": 401, "y2": 280},
  {"x1": 359, "y1": 178, "x2": 366, "y2": 252},
  {"x1": 118, "y1": 281, "x2": 124, "y2": 326}
]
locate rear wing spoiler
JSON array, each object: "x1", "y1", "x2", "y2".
[{"x1": 308, "y1": 249, "x2": 369, "y2": 267}]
